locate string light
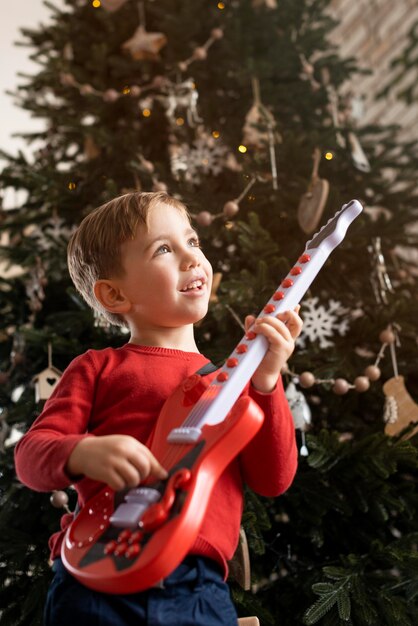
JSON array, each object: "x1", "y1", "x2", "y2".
[
  {"x1": 325, "y1": 151, "x2": 334, "y2": 160},
  {"x1": 238, "y1": 144, "x2": 247, "y2": 153},
  {"x1": 212, "y1": 130, "x2": 220, "y2": 139},
  {"x1": 92, "y1": 0, "x2": 101, "y2": 7},
  {"x1": 142, "y1": 108, "x2": 151, "y2": 117},
  {"x1": 122, "y1": 86, "x2": 131, "y2": 95},
  {"x1": 68, "y1": 182, "x2": 76, "y2": 190},
  {"x1": 176, "y1": 117, "x2": 185, "y2": 126},
  {"x1": 217, "y1": 2, "x2": 225, "y2": 8}
]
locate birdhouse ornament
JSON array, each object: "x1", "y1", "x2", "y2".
[{"x1": 33, "y1": 344, "x2": 62, "y2": 402}]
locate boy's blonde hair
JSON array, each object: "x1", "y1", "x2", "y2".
[{"x1": 67, "y1": 191, "x2": 189, "y2": 327}]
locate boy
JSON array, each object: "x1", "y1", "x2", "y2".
[{"x1": 15, "y1": 191, "x2": 302, "y2": 626}]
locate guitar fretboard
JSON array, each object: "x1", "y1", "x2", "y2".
[{"x1": 168, "y1": 199, "x2": 363, "y2": 443}]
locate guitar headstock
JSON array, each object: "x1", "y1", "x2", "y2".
[{"x1": 306, "y1": 199, "x2": 363, "y2": 252}]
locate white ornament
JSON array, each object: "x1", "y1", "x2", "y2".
[
  {"x1": 285, "y1": 382, "x2": 312, "y2": 431},
  {"x1": 170, "y1": 134, "x2": 230, "y2": 183},
  {"x1": 159, "y1": 79, "x2": 203, "y2": 127},
  {"x1": 297, "y1": 297, "x2": 350, "y2": 350}
]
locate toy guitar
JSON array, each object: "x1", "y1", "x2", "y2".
[{"x1": 62, "y1": 199, "x2": 363, "y2": 593}]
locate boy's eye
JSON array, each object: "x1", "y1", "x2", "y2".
[
  {"x1": 189, "y1": 237, "x2": 201, "y2": 248},
  {"x1": 155, "y1": 244, "x2": 170, "y2": 255}
]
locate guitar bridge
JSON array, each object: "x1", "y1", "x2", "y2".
[
  {"x1": 167, "y1": 427, "x2": 202, "y2": 444},
  {"x1": 109, "y1": 487, "x2": 161, "y2": 529}
]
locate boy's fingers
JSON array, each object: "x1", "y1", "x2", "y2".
[
  {"x1": 245, "y1": 315, "x2": 256, "y2": 331},
  {"x1": 148, "y1": 452, "x2": 168, "y2": 479}
]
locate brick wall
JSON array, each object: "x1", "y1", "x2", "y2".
[{"x1": 329, "y1": 0, "x2": 418, "y2": 140}]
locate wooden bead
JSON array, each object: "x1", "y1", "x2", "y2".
[
  {"x1": 299, "y1": 371, "x2": 315, "y2": 388},
  {"x1": 195, "y1": 211, "x2": 213, "y2": 226},
  {"x1": 193, "y1": 47, "x2": 207, "y2": 60},
  {"x1": 364, "y1": 365, "x2": 381, "y2": 381},
  {"x1": 333, "y1": 378, "x2": 350, "y2": 395},
  {"x1": 211, "y1": 28, "x2": 224, "y2": 39},
  {"x1": 50, "y1": 490, "x2": 69, "y2": 508},
  {"x1": 223, "y1": 201, "x2": 240, "y2": 218},
  {"x1": 354, "y1": 376, "x2": 370, "y2": 392},
  {"x1": 379, "y1": 328, "x2": 396, "y2": 344}
]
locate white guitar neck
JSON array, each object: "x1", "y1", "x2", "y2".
[{"x1": 168, "y1": 199, "x2": 363, "y2": 443}]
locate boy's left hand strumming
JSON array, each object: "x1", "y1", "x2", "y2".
[{"x1": 245, "y1": 306, "x2": 303, "y2": 393}]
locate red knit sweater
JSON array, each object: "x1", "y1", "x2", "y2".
[{"x1": 14, "y1": 344, "x2": 297, "y2": 576}]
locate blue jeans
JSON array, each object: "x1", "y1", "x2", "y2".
[{"x1": 44, "y1": 557, "x2": 238, "y2": 625}]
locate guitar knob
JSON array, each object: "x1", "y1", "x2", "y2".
[{"x1": 182, "y1": 374, "x2": 209, "y2": 405}]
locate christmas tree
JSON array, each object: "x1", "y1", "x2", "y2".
[{"x1": 1, "y1": 1, "x2": 418, "y2": 624}]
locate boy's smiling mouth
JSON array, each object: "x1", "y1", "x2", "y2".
[{"x1": 179, "y1": 277, "x2": 206, "y2": 292}]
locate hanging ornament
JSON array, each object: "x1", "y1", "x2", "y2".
[
  {"x1": 121, "y1": 4, "x2": 167, "y2": 61},
  {"x1": 122, "y1": 24, "x2": 167, "y2": 61},
  {"x1": 32, "y1": 343, "x2": 62, "y2": 403},
  {"x1": 368, "y1": 237, "x2": 394, "y2": 305},
  {"x1": 347, "y1": 131, "x2": 371, "y2": 173},
  {"x1": 100, "y1": 0, "x2": 129, "y2": 11},
  {"x1": 285, "y1": 382, "x2": 311, "y2": 456},
  {"x1": 159, "y1": 78, "x2": 203, "y2": 127},
  {"x1": 297, "y1": 297, "x2": 350, "y2": 350},
  {"x1": 297, "y1": 148, "x2": 329, "y2": 234},
  {"x1": 242, "y1": 77, "x2": 281, "y2": 190},
  {"x1": 383, "y1": 376, "x2": 418, "y2": 439},
  {"x1": 169, "y1": 130, "x2": 234, "y2": 184}
]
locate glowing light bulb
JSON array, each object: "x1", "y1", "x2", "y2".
[
  {"x1": 238, "y1": 145, "x2": 247, "y2": 154},
  {"x1": 325, "y1": 151, "x2": 333, "y2": 160},
  {"x1": 92, "y1": 0, "x2": 101, "y2": 7},
  {"x1": 122, "y1": 86, "x2": 131, "y2": 95},
  {"x1": 142, "y1": 108, "x2": 151, "y2": 118},
  {"x1": 176, "y1": 117, "x2": 185, "y2": 126},
  {"x1": 217, "y1": 2, "x2": 225, "y2": 9},
  {"x1": 68, "y1": 182, "x2": 76, "y2": 190},
  {"x1": 212, "y1": 130, "x2": 220, "y2": 139}
]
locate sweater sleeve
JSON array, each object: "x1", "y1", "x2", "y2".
[
  {"x1": 238, "y1": 376, "x2": 297, "y2": 497},
  {"x1": 14, "y1": 351, "x2": 98, "y2": 492}
]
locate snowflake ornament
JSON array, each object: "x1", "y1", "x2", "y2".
[
  {"x1": 297, "y1": 296, "x2": 350, "y2": 350},
  {"x1": 170, "y1": 133, "x2": 229, "y2": 183}
]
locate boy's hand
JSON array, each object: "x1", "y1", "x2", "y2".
[
  {"x1": 66, "y1": 434, "x2": 168, "y2": 491},
  {"x1": 245, "y1": 306, "x2": 303, "y2": 393}
]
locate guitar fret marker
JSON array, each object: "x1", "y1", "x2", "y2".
[
  {"x1": 226, "y1": 358, "x2": 239, "y2": 368},
  {"x1": 217, "y1": 372, "x2": 229, "y2": 382},
  {"x1": 264, "y1": 304, "x2": 276, "y2": 313},
  {"x1": 281, "y1": 278, "x2": 294, "y2": 288},
  {"x1": 246, "y1": 331, "x2": 257, "y2": 340},
  {"x1": 299, "y1": 253, "x2": 311, "y2": 263},
  {"x1": 273, "y1": 291, "x2": 285, "y2": 301},
  {"x1": 236, "y1": 344, "x2": 248, "y2": 354},
  {"x1": 290, "y1": 266, "x2": 302, "y2": 276}
]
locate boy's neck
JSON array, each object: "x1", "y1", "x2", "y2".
[{"x1": 128, "y1": 324, "x2": 200, "y2": 353}]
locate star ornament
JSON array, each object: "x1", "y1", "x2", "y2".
[{"x1": 122, "y1": 25, "x2": 168, "y2": 61}]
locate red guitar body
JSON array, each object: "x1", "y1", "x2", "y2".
[{"x1": 62, "y1": 375, "x2": 264, "y2": 594}]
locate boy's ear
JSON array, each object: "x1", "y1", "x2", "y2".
[{"x1": 93, "y1": 280, "x2": 132, "y2": 314}]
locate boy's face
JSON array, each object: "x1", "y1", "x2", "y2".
[{"x1": 114, "y1": 202, "x2": 213, "y2": 330}]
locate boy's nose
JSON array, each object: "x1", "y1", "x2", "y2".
[{"x1": 180, "y1": 250, "x2": 200, "y2": 270}]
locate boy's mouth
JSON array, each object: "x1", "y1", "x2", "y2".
[{"x1": 180, "y1": 277, "x2": 205, "y2": 292}]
